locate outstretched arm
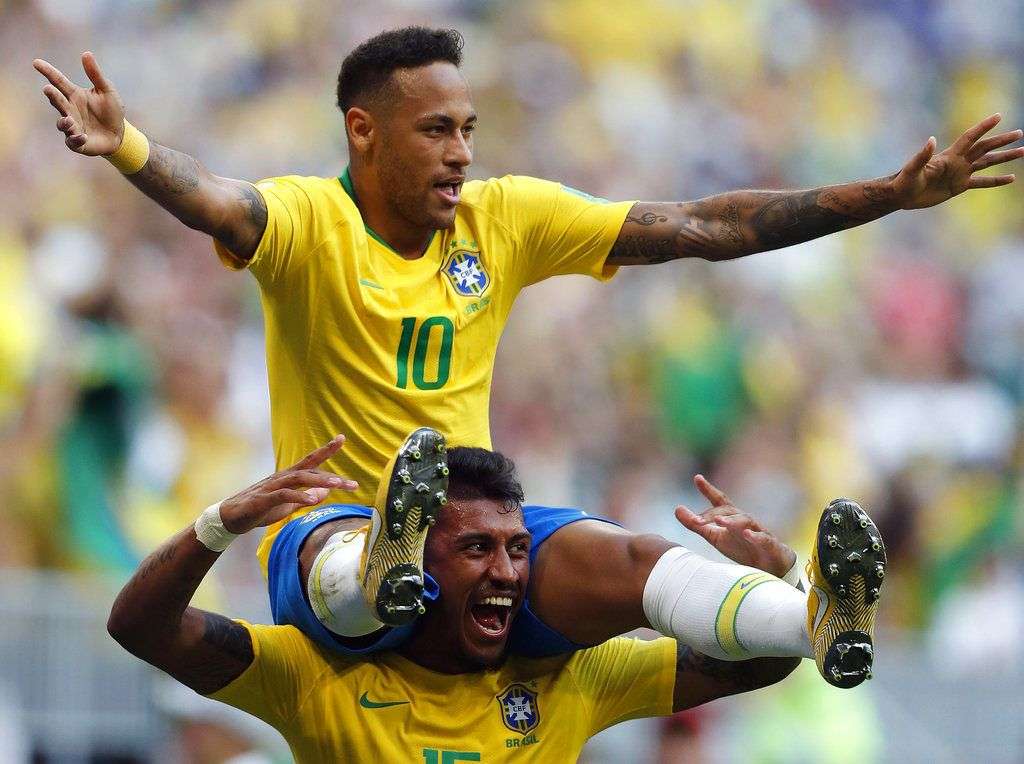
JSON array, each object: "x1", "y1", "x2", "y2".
[
  {"x1": 608, "y1": 114, "x2": 1023, "y2": 265},
  {"x1": 33, "y1": 52, "x2": 267, "y2": 260},
  {"x1": 107, "y1": 436, "x2": 355, "y2": 694}
]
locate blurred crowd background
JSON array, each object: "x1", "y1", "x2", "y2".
[{"x1": 1, "y1": 0, "x2": 1022, "y2": 761}]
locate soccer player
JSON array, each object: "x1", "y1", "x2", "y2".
[
  {"x1": 107, "y1": 433, "x2": 880, "y2": 761},
  {"x1": 34, "y1": 27, "x2": 1020, "y2": 688}
]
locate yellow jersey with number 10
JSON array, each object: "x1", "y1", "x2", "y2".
[{"x1": 215, "y1": 171, "x2": 633, "y2": 572}]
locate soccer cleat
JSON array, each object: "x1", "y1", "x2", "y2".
[
  {"x1": 361, "y1": 427, "x2": 448, "y2": 627},
  {"x1": 806, "y1": 498, "x2": 886, "y2": 689}
]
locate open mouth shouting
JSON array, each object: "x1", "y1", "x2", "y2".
[{"x1": 468, "y1": 593, "x2": 516, "y2": 641}]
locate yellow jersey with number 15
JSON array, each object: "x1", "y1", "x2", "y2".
[
  {"x1": 215, "y1": 171, "x2": 633, "y2": 573},
  {"x1": 209, "y1": 621, "x2": 676, "y2": 762}
]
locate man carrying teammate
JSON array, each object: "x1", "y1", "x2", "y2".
[
  {"x1": 35, "y1": 27, "x2": 1022, "y2": 688},
  {"x1": 108, "y1": 431, "x2": 881, "y2": 760}
]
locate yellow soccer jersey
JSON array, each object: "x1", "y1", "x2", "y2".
[
  {"x1": 210, "y1": 621, "x2": 676, "y2": 762},
  {"x1": 215, "y1": 171, "x2": 634, "y2": 571}
]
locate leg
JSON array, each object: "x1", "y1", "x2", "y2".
[{"x1": 527, "y1": 520, "x2": 672, "y2": 645}]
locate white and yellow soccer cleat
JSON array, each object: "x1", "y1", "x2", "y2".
[
  {"x1": 361, "y1": 427, "x2": 449, "y2": 627},
  {"x1": 806, "y1": 498, "x2": 886, "y2": 689}
]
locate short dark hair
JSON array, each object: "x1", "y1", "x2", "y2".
[
  {"x1": 336, "y1": 26, "x2": 464, "y2": 113},
  {"x1": 446, "y1": 447, "x2": 525, "y2": 512}
]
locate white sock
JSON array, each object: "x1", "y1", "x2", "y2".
[
  {"x1": 642, "y1": 546, "x2": 813, "y2": 660},
  {"x1": 306, "y1": 529, "x2": 384, "y2": 637}
]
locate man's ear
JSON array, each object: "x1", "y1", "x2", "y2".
[{"x1": 346, "y1": 106, "x2": 374, "y2": 156}]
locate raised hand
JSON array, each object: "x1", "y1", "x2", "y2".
[
  {"x1": 674, "y1": 475, "x2": 796, "y2": 579},
  {"x1": 33, "y1": 51, "x2": 126, "y2": 155},
  {"x1": 892, "y1": 114, "x2": 1023, "y2": 209},
  {"x1": 218, "y1": 435, "x2": 358, "y2": 535}
]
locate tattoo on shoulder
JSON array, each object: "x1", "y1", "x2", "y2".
[
  {"x1": 201, "y1": 612, "x2": 254, "y2": 663},
  {"x1": 171, "y1": 612, "x2": 254, "y2": 694},
  {"x1": 238, "y1": 183, "x2": 268, "y2": 229}
]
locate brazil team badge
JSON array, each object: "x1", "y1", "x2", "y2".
[
  {"x1": 443, "y1": 241, "x2": 489, "y2": 297},
  {"x1": 496, "y1": 683, "x2": 540, "y2": 735}
]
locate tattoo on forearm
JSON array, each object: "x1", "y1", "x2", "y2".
[
  {"x1": 133, "y1": 142, "x2": 200, "y2": 196},
  {"x1": 675, "y1": 643, "x2": 798, "y2": 698},
  {"x1": 608, "y1": 177, "x2": 898, "y2": 265}
]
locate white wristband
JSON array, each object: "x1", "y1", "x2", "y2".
[
  {"x1": 781, "y1": 556, "x2": 804, "y2": 590},
  {"x1": 194, "y1": 502, "x2": 239, "y2": 552}
]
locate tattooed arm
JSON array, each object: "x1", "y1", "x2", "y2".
[
  {"x1": 107, "y1": 435, "x2": 354, "y2": 695},
  {"x1": 672, "y1": 643, "x2": 799, "y2": 712},
  {"x1": 608, "y1": 114, "x2": 1022, "y2": 265},
  {"x1": 34, "y1": 53, "x2": 267, "y2": 260},
  {"x1": 106, "y1": 527, "x2": 253, "y2": 694}
]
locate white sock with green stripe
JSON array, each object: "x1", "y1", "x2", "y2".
[
  {"x1": 307, "y1": 528, "x2": 385, "y2": 638},
  {"x1": 642, "y1": 546, "x2": 813, "y2": 660}
]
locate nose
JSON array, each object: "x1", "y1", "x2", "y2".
[
  {"x1": 487, "y1": 549, "x2": 517, "y2": 588},
  {"x1": 445, "y1": 130, "x2": 472, "y2": 169}
]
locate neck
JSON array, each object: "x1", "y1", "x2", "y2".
[
  {"x1": 345, "y1": 166, "x2": 435, "y2": 259},
  {"x1": 398, "y1": 627, "x2": 502, "y2": 674}
]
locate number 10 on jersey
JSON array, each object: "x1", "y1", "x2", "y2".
[{"x1": 396, "y1": 316, "x2": 454, "y2": 390}]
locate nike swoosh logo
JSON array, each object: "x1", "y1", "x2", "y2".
[
  {"x1": 740, "y1": 580, "x2": 753, "y2": 590},
  {"x1": 359, "y1": 692, "x2": 410, "y2": 709},
  {"x1": 359, "y1": 278, "x2": 385, "y2": 291},
  {"x1": 811, "y1": 585, "x2": 831, "y2": 635}
]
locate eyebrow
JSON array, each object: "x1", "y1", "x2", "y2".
[
  {"x1": 418, "y1": 112, "x2": 478, "y2": 126},
  {"x1": 455, "y1": 530, "x2": 532, "y2": 545}
]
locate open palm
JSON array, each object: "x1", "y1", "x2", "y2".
[
  {"x1": 33, "y1": 51, "x2": 125, "y2": 155},
  {"x1": 894, "y1": 113, "x2": 1023, "y2": 209}
]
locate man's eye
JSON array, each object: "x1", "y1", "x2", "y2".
[
  {"x1": 426, "y1": 126, "x2": 445, "y2": 135},
  {"x1": 462, "y1": 124, "x2": 475, "y2": 135}
]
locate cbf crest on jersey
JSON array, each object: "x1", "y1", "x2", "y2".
[
  {"x1": 443, "y1": 240, "x2": 490, "y2": 297},
  {"x1": 496, "y1": 683, "x2": 540, "y2": 735}
]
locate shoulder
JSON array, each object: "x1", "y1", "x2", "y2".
[
  {"x1": 567, "y1": 636, "x2": 677, "y2": 675},
  {"x1": 460, "y1": 175, "x2": 561, "y2": 208},
  {"x1": 255, "y1": 174, "x2": 346, "y2": 206}
]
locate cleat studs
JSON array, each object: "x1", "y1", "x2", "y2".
[
  {"x1": 417, "y1": 604, "x2": 426, "y2": 614},
  {"x1": 875, "y1": 565, "x2": 885, "y2": 579},
  {"x1": 828, "y1": 563, "x2": 840, "y2": 576},
  {"x1": 435, "y1": 491, "x2": 447, "y2": 506},
  {"x1": 399, "y1": 469, "x2": 412, "y2": 484},
  {"x1": 827, "y1": 534, "x2": 839, "y2": 548},
  {"x1": 393, "y1": 499, "x2": 404, "y2": 511},
  {"x1": 438, "y1": 463, "x2": 449, "y2": 476},
  {"x1": 436, "y1": 443, "x2": 446, "y2": 454},
  {"x1": 866, "y1": 671, "x2": 873, "y2": 680},
  {"x1": 391, "y1": 523, "x2": 403, "y2": 535},
  {"x1": 836, "y1": 584, "x2": 847, "y2": 597},
  {"x1": 410, "y1": 448, "x2": 421, "y2": 460},
  {"x1": 846, "y1": 551, "x2": 862, "y2": 563},
  {"x1": 385, "y1": 604, "x2": 396, "y2": 613},
  {"x1": 831, "y1": 666, "x2": 842, "y2": 681},
  {"x1": 416, "y1": 482, "x2": 429, "y2": 494},
  {"x1": 427, "y1": 516, "x2": 436, "y2": 526},
  {"x1": 871, "y1": 539, "x2": 881, "y2": 552},
  {"x1": 831, "y1": 513, "x2": 842, "y2": 525},
  {"x1": 870, "y1": 587, "x2": 880, "y2": 601}
]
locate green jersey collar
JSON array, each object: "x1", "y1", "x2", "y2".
[{"x1": 339, "y1": 167, "x2": 436, "y2": 257}]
